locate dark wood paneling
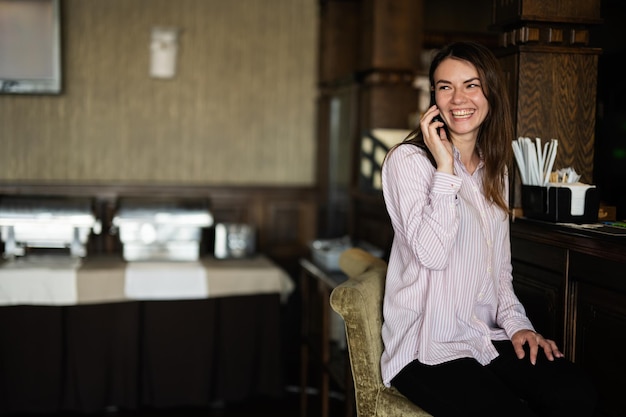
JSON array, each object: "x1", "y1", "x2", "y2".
[
  {"x1": 512, "y1": 262, "x2": 565, "y2": 346},
  {"x1": 511, "y1": 237, "x2": 568, "y2": 346},
  {"x1": 493, "y1": 0, "x2": 602, "y2": 26},
  {"x1": 511, "y1": 237, "x2": 567, "y2": 279},
  {"x1": 349, "y1": 191, "x2": 393, "y2": 258},
  {"x1": 318, "y1": 0, "x2": 361, "y2": 83},
  {"x1": 492, "y1": 0, "x2": 602, "y2": 209},
  {"x1": 359, "y1": 0, "x2": 423, "y2": 71},
  {"x1": 359, "y1": 78, "x2": 418, "y2": 129},
  {"x1": 511, "y1": 219, "x2": 626, "y2": 417},
  {"x1": 515, "y1": 49, "x2": 598, "y2": 184},
  {"x1": 575, "y1": 281, "x2": 626, "y2": 417}
]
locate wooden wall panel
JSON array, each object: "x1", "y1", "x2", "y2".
[
  {"x1": 493, "y1": 0, "x2": 602, "y2": 25},
  {"x1": 318, "y1": 1, "x2": 360, "y2": 83},
  {"x1": 359, "y1": 81, "x2": 419, "y2": 129},
  {"x1": 493, "y1": 0, "x2": 602, "y2": 208},
  {"x1": 360, "y1": 0, "x2": 423, "y2": 70},
  {"x1": 515, "y1": 50, "x2": 598, "y2": 184},
  {"x1": 349, "y1": 193, "x2": 393, "y2": 258}
]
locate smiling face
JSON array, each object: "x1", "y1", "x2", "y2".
[{"x1": 433, "y1": 57, "x2": 489, "y2": 146}]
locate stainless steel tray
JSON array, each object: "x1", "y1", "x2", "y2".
[
  {"x1": 0, "y1": 197, "x2": 101, "y2": 258},
  {"x1": 112, "y1": 198, "x2": 213, "y2": 261}
]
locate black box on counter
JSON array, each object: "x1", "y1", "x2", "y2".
[{"x1": 521, "y1": 184, "x2": 599, "y2": 224}]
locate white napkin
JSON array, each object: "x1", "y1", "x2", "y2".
[
  {"x1": 124, "y1": 261, "x2": 208, "y2": 300},
  {"x1": 548, "y1": 182, "x2": 595, "y2": 216},
  {"x1": 0, "y1": 256, "x2": 80, "y2": 305}
]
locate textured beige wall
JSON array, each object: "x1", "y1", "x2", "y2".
[{"x1": 0, "y1": 0, "x2": 318, "y2": 185}]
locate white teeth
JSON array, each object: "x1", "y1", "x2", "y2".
[{"x1": 452, "y1": 110, "x2": 474, "y2": 117}]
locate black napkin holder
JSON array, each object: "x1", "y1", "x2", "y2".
[{"x1": 521, "y1": 185, "x2": 599, "y2": 224}]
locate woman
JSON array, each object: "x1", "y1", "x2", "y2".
[{"x1": 380, "y1": 41, "x2": 597, "y2": 417}]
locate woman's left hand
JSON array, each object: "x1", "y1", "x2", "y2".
[{"x1": 511, "y1": 329, "x2": 564, "y2": 365}]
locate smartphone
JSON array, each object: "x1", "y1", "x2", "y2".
[{"x1": 430, "y1": 91, "x2": 446, "y2": 136}]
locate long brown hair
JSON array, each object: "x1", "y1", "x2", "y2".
[{"x1": 389, "y1": 41, "x2": 514, "y2": 213}]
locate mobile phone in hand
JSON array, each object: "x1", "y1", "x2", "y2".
[{"x1": 430, "y1": 91, "x2": 447, "y2": 136}]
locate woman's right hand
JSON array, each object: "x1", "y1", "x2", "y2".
[{"x1": 420, "y1": 105, "x2": 454, "y2": 174}]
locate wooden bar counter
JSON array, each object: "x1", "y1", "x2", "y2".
[{"x1": 510, "y1": 218, "x2": 626, "y2": 417}]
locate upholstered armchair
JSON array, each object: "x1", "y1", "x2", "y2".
[{"x1": 330, "y1": 247, "x2": 432, "y2": 417}]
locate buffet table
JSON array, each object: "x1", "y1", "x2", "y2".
[{"x1": 0, "y1": 255, "x2": 293, "y2": 415}]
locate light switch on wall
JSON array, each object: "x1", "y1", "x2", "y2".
[{"x1": 150, "y1": 26, "x2": 179, "y2": 79}]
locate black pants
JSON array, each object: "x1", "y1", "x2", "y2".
[{"x1": 391, "y1": 340, "x2": 597, "y2": 417}]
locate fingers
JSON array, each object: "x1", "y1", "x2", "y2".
[
  {"x1": 512, "y1": 339, "x2": 526, "y2": 360},
  {"x1": 421, "y1": 104, "x2": 439, "y2": 122},
  {"x1": 528, "y1": 337, "x2": 539, "y2": 365},
  {"x1": 420, "y1": 105, "x2": 444, "y2": 138},
  {"x1": 439, "y1": 123, "x2": 447, "y2": 140},
  {"x1": 512, "y1": 330, "x2": 564, "y2": 366},
  {"x1": 539, "y1": 337, "x2": 564, "y2": 361},
  {"x1": 515, "y1": 331, "x2": 539, "y2": 365}
]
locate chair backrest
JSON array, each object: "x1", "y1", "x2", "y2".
[{"x1": 331, "y1": 247, "x2": 432, "y2": 417}]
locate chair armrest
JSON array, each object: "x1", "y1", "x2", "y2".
[{"x1": 339, "y1": 247, "x2": 387, "y2": 278}]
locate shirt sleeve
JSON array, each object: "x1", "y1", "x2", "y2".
[
  {"x1": 382, "y1": 144, "x2": 462, "y2": 270},
  {"x1": 494, "y1": 176, "x2": 535, "y2": 336}
]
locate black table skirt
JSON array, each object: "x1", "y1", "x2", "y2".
[{"x1": 0, "y1": 294, "x2": 283, "y2": 414}]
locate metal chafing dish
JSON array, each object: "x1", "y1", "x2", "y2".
[
  {"x1": 112, "y1": 198, "x2": 213, "y2": 262},
  {"x1": 0, "y1": 196, "x2": 101, "y2": 258}
]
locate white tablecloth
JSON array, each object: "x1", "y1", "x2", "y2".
[{"x1": 0, "y1": 254, "x2": 293, "y2": 306}]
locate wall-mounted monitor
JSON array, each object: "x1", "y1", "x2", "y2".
[{"x1": 0, "y1": 0, "x2": 62, "y2": 94}]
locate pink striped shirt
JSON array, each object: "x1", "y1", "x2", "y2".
[{"x1": 380, "y1": 143, "x2": 534, "y2": 387}]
